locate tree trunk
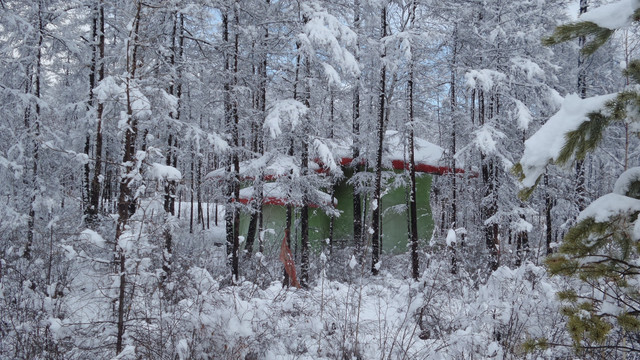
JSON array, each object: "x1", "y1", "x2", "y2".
[
  {"x1": 575, "y1": 0, "x2": 588, "y2": 211},
  {"x1": 352, "y1": 0, "x2": 364, "y2": 260},
  {"x1": 25, "y1": 0, "x2": 45, "y2": 260},
  {"x1": 115, "y1": 2, "x2": 142, "y2": 354},
  {"x1": 162, "y1": 12, "x2": 183, "y2": 283},
  {"x1": 222, "y1": 11, "x2": 235, "y2": 271},
  {"x1": 371, "y1": 3, "x2": 387, "y2": 276},
  {"x1": 245, "y1": 9, "x2": 269, "y2": 257},
  {"x1": 449, "y1": 26, "x2": 458, "y2": 274},
  {"x1": 231, "y1": 1, "x2": 241, "y2": 281},
  {"x1": 407, "y1": 0, "x2": 419, "y2": 281},
  {"x1": 479, "y1": 89, "x2": 499, "y2": 271},
  {"x1": 544, "y1": 174, "x2": 554, "y2": 255},
  {"x1": 87, "y1": 0, "x2": 105, "y2": 222}
]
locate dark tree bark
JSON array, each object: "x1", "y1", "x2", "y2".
[
  {"x1": 515, "y1": 214, "x2": 529, "y2": 267},
  {"x1": 87, "y1": 0, "x2": 105, "y2": 223},
  {"x1": 544, "y1": 174, "x2": 554, "y2": 255},
  {"x1": 300, "y1": 56, "x2": 311, "y2": 288},
  {"x1": 25, "y1": 0, "x2": 44, "y2": 260},
  {"x1": 575, "y1": 0, "x2": 588, "y2": 211},
  {"x1": 222, "y1": 10, "x2": 236, "y2": 273},
  {"x1": 371, "y1": 3, "x2": 387, "y2": 276},
  {"x1": 449, "y1": 26, "x2": 458, "y2": 274},
  {"x1": 231, "y1": 1, "x2": 241, "y2": 281},
  {"x1": 162, "y1": 12, "x2": 183, "y2": 282},
  {"x1": 407, "y1": 0, "x2": 419, "y2": 281},
  {"x1": 245, "y1": 2, "x2": 269, "y2": 257},
  {"x1": 478, "y1": 89, "x2": 499, "y2": 271},
  {"x1": 352, "y1": 0, "x2": 364, "y2": 260},
  {"x1": 115, "y1": 2, "x2": 142, "y2": 354}
]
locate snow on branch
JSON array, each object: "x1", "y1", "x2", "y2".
[
  {"x1": 301, "y1": 2, "x2": 359, "y2": 78},
  {"x1": 614, "y1": 166, "x2": 640, "y2": 196},
  {"x1": 94, "y1": 76, "x2": 124, "y2": 103},
  {"x1": 148, "y1": 163, "x2": 182, "y2": 181},
  {"x1": 577, "y1": 193, "x2": 640, "y2": 223},
  {"x1": 579, "y1": 0, "x2": 640, "y2": 30},
  {"x1": 264, "y1": 99, "x2": 308, "y2": 138},
  {"x1": 464, "y1": 69, "x2": 506, "y2": 91},
  {"x1": 313, "y1": 138, "x2": 342, "y2": 177},
  {"x1": 473, "y1": 124, "x2": 505, "y2": 156},
  {"x1": 518, "y1": 93, "x2": 617, "y2": 188},
  {"x1": 207, "y1": 132, "x2": 230, "y2": 153},
  {"x1": 513, "y1": 99, "x2": 532, "y2": 130}
]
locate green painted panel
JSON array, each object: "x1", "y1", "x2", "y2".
[
  {"x1": 380, "y1": 174, "x2": 433, "y2": 253},
  {"x1": 239, "y1": 204, "x2": 332, "y2": 253},
  {"x1": 238, "y1": 172, "x2": 434, "y2": 254},
  {"x1": 332, "y1": 172, "x2": 357, "y2": 248}
]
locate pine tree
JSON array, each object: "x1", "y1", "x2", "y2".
[{"x1": 515, "y1": 1, "x2": 640, "y2": 353}]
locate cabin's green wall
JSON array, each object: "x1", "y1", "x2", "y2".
[
  {"x1": 332, "y1": 172, "x2": 433, "y2": 253},
  {"x1": 239, "y1": 172, "x2": 434, "y2": 254},
  {"x1": 239, "y1": 204, "x2": 331, "y2": 254}
]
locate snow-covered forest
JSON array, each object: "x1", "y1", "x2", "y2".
[{"x1": 3, "y1": 0, "x2": 640, "y2": 358}]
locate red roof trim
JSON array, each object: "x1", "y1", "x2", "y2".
[
  {"x1": 237, "y1": 197, "x2": 326, "y2": 208},
  {"x1": 339, "y1": 157, "x2": 473, "y2": 176},
  {"x1": 212, "y1": 157, "x2": 477, "y2": 182}
]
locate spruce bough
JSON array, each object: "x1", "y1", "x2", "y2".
[{"x1": 515, "y1": 5, "x2": 640, "y2": 353}]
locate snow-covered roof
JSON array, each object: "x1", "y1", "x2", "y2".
[
  {"x1": 208, "y1": 130, "x2": 468, "y2": 181},
  {"x1": 335, "y1": 130, "x2": 466, "y2": 175},
  {"x1": 383, "y1": 130, "x2": 446, "y2": 168},
  {"x1": 205, "y1": 153, "x2": 320, "y2": 181},
  {"x1": 238, "y1": 182, "x2": 335, "y2": 208}
]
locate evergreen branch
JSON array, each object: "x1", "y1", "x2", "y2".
[
  {"x1": 542, "y1": 21, "x2": 614, "y2": 56},
  {"x1": 557, "y1": 112, "x2": 609, "y2": 165}
]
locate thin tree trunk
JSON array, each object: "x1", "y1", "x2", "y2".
[
  {"x1": 352, "y1": 0, "x2": 363, "y2": 260},
  {"x1": 299, "y1": 33, "x2": 311, "y2": 287},
  {"x1": 407, "y1": 0, "x2": 419, "y2": 281},
  {"x1": 576, "y1": 0, "x2": 589, "y2": 211},
  {"x1": 545, "y1": 174, "x2": 554, "y2": 255},
  {"x1": 162, "y1": 11, "x2": 183, "y2": 283},
  {"x1": 231, "y1": 1, "x2": 241, "y2": 281},
  {"x1": 190, "y1": 153, "x2": 194, "y2": 234},
  {"x1": 25, "y1": 0, "x2": 45, "y2": 260},
  {"x1": 198, "y1": 158, "x2": 204, "y2": 228},
  {"x1": 371, "y1": 3, "x2": 387, "y2": 276},
  {"x1": 222, "y1": 10, "x2": 235, "y2": 269},
  {"x1": 115, "y1": 2, "x2": 142, "y2": 354},
  {"x1": 87, "y1": 1, "x2": 105, "y2": 222},
  {"x1": 479, "y1": 89, "x2": 499, "y2": 271},
  {"x1": 449, "y1": 25, "x2": 458, "y2": 274},
  {"x1": 245, "y1": 10, "x2": 268, "y2": 257}
]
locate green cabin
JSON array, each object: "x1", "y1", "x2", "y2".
[{"x1": 227, "y1": 131, "x2": 467, "y2": 254}]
